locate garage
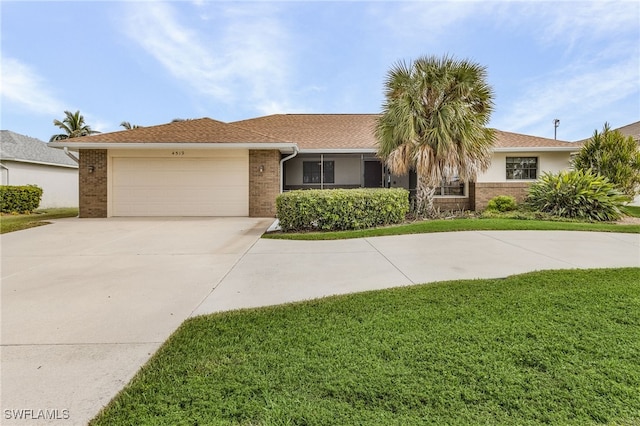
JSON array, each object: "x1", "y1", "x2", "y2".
[{"x1": 111, "y1": 150, "x2": 249, "y2": 217}]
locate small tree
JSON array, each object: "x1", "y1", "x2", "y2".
[
  {"x1": 375, "y1": 55, "x2": 496, "y2": 218},
  {"x1": 572, "y1": 123, "x2": 640, "y2": 198},
  {"x1": 120, "y1": 121, "x2": 142, "y2": 130},
  {"x1": 49, "y1": 110, "x2": 100, "y2": 142}
]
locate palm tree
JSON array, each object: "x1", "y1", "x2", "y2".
[
  {"x1": 49, "y1": 110, "x2": 100, "y2": 142},
  {"x1": 120, "y1": 121, "x2": 142, "y2": 130},
  {"x1": 376, "y1": 55, "x2": 496, "y2": 217}
]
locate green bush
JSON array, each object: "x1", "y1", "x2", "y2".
[
  {"x1": 276, "y1": 188, "x2": 409, "y2": 232},
  {"x1": 485, "y1": 195, "x2": 517, "y2": 212},
  {"x1": 572, "y1": 123, "x2": 640, "y2": 197},
  {"x1": 0, "y1": 185, "x2": 43, "y2": 213},
  {"x1": 526, "y1": 170, "x2": 630, "y2": 221}
]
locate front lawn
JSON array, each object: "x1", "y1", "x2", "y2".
[
  {"x1": 264, "y1": 217, "x2": 640, "y2": 240},
  {"x1": 0, "y1": 208, "x2": 78, "y2": 234},
  {"x1": 91, "y1": 268, "x2": 640, "y2": 425}
]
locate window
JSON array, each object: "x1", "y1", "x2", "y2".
[
  {"x1": 303, "y1": 161, "x2": 334, "y2": 184},
  {"x1": 434, "y1": 178, "x2": 465, "y2": 196},
  {"x1": 506, "y1": 157, "x2": 538, "y2": 180}
]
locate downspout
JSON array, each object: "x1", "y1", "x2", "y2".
[
  {"x1": 63, "y1": 147, "x2": 79, "y2": 164},
  {"x1": 0, "y1": 162, "x2": 9, "y2": 185},
  {"x1": 320, "y1": 154, "x2": 324, "y2": 190},
  {"x1": 279, "y1": 145, "x2": 299, "y2": 193}
]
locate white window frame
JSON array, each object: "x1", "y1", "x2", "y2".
[{"x1": 506, "y1": 157, "x2": 538, "y2": 180}]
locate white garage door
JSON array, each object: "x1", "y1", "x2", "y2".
[{"x1": 111, "y1": 153, "x2": 248, "y2": 216}]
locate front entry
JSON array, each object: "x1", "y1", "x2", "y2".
[{"x1": 364, "y1": 161, "x2": 383, "y2": 188}]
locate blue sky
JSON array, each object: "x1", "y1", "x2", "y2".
[{"x1": 2, "y1": 1, "x2": 638, "y2": 143}]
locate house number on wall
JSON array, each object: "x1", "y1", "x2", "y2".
[{"x1": 171, "y1": 151, "x2": 185, "y2": 156}]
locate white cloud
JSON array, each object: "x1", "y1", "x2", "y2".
[
  {"x1": 0, "y1": 56, "x2": 112, "y2": 136},
  {"x1": 121, "y1": 2, "x2": 300, "y2": 115},
  {"x1": 531, "y1": 1, "x2": 640, "y2": 49},
  {"x1": 493, "y1": 56, "x2": 639, "y2": 139},
  {"x1": 122, "y1": 3, "x2": 233, "y2": 101},
  {"x1": 0, "y1": 57, "x2": 65, "y2": 116},
  {"x1": 489, "y1": 1, "x2": 639, "y2": 139},
  {"x1": 374, "y1": 1, "x2": 487, "y2": 41}
]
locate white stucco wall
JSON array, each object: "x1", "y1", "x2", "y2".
[
  {"x1": 0, "y1": 161, "x2": 78, "y2": 208},
  {"x1": 477, "y1": 151, "x2": 572, "y2": 183}
]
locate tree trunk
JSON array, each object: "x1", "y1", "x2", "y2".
[{"x1": 414, "y1": 175, "x2": 437, "y2": 218}]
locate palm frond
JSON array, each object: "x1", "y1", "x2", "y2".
[{"x1": 375, "y1": 54, "x2": 496, "y2": 216}]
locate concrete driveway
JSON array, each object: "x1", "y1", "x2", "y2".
[
  {"x1": 2, "y1": 219, "x2": 639, "y2": 426},
  {"x1": 194, "y1": 230, "x2": 640, "y2": 314},
  {"x1": 1, "y1": 217, "x2": 272, "y2": 426}
]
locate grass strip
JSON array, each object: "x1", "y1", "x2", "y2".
[
  {"x1": 0, "y1": 208, "x2": 78, "y2": 234},
  {"x1": 91, "y1": 268, "x2": 640, "y2": 426},
  {"x1": 263, "y1": 217, "x2": 640, "y2": 240}
]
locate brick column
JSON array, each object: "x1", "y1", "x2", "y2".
[
  {"x1": 249, "y1": 150, "x2": 280, "y2": 217},
  {"x1": 79, "y1": 149, "x2": 108, "y2": 218}
]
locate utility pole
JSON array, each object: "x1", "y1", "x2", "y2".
[{"x1": 553, "y1": 118, "x2": 560, "y2": 140}]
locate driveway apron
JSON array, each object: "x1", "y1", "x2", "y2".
[{"x1": 1, "y1": 217, "x2": 272, "y2": 426}]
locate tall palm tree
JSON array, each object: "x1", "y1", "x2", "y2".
[
  {"x1": 120, "y1": 121, "x2": 142, "y2": 130},
  {"x1": 376, "y1": 55, "x2": 496, "y2": 217},
  {"x1": 49, "y1": 110, "x2": 100, "y2": 142}
]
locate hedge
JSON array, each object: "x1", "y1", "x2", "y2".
[
  {"x1": 276, "y1": 188, "x2": 409, "y2": 232},
  {"x1": 0, "y1": 185, "x2": 43, "y2": 213}
]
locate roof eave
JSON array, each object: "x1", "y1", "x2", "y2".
[
  {"x1": 298, "y1": 148, "x2": 378, "y2": 154},
  {"x1": 48, "y1": 142, "x2": 298, "y2": 153},
  {"x1": 492, "y1": 146, "x2": 580, "y2": 153},
  {"x1": 0, "y1": 158, "x2": 78, "y2": 168}
]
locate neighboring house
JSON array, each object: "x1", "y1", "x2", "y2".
[
  {"x1": 49, "y1": 115, "x2": 580, "y2": 218},
  {"x1": 1, "y1": 130, "x2": 79, "y2": 208},
  {"x1": 611, "y1": 120, "x2": 640, "y2": 143}
]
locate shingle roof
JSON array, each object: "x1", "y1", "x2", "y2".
[
  {"x1": 492, "y1": 129, "x2": 577, "y2": 150},
  {"x1": 0, "y1": 130, "x2": 78, "y2": 167},
  {"x1": 233, "y1": 114, "x2": 379, "y2": 150},
  {"x1": 233, "y1": 114, "x2": 578, "y2": 151},
  {"x1": 574, "y1": 120, "x2": 640, "y2": 145},
  {"x1": 614, "y1": 120, "x2": 640, "y2": 142},
  {"x1": 45, "y1": 114, "x2": 581, "y2": 152},
  {"x1": 55, "y1": 118, "x2": 287, "y2": 144}
]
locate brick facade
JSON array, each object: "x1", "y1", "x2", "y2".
[
  {"x1": 249, "y1": 150, "x2": 281, "y2": 217},
  {"x1": 77, "y1": 149, "x2": 527, "y2": 217},
  {"x1": 79, "y1": 149, "x2": 108, "y2": 218},
  {"x1": 433, "y1": 197, "x2": 471, "y2": 212},
  {"x1": 473, "y1": 182, "x2": 531, "y2": 211}
]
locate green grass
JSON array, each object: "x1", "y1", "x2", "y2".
[
  {"x1": 622, "y1": 205, "x2": 640, "y2": 218},
  {"x1": 264, "y1": 217, "x2": 640, "y2": 240},
  {"x1": 91, "y1": 268, "x2": 640, "y2": 426},
  {"x1": 0, "y1": 208, "x2": 78, "y2": 234}
]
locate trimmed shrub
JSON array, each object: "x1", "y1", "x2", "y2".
[
  {"x1": 276, "y1": 188, "x2": 409, "y2": 232},
  {"x1": 526, "y1": 170, "x2": 630, "y2": 221},
  {"x1": 485, "y1": 195, "x2": 517, "y2": 212},
  {"x1": 0, "y1": 185, "x2": 43, "y2": 213}
]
